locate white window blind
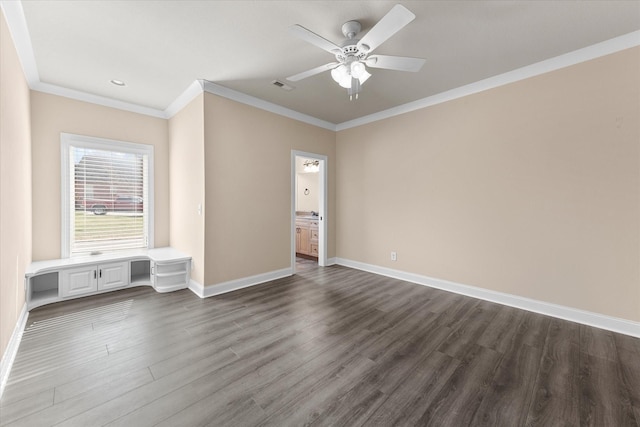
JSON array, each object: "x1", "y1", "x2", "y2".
[{"x1": 61, "y1": 134, "x2": 153, "y2": 257}]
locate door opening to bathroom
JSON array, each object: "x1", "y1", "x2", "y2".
[{"x1": 292, "y1": 151, "x2": 327, "y2": 273}]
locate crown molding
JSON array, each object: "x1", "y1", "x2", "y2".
[
  {"x1": 33, "y1": 81, "x2": 167, "y2": 118},
  {"x1": 201, "y1": 80, "x2": 336, "y2": 131},
  {"x1": 1, "y1": 0, "x2": 39, "y2": 85},
  {"x1": 164, "y1": 80, "x2": 204, "y2": 119},
  {"x1": 1, "y1": 0, "x2": 167, "y2": 118},
  {"x1": 335, "y1": 30, "x2": 640, "y2": 131},
  {"x1": 3, "y1": 0, "x2": 639, "y2": 129}
]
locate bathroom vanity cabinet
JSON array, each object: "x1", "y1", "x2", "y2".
[{"x1": 295, "y1": 217, "x2": 319, "y2": 258}]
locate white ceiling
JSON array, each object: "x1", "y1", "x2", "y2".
[{"x1": 10, "y1": 1, "x2": 640, "y2": 125}]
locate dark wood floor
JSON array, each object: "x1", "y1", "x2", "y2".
[{"x1": 1, "y1": 264, "x2": 639, "y2": 426}]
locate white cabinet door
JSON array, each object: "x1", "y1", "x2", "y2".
[
  {"x1": 60, "y1": 266, "x2": 97, "y2": 298},
  {"x1": 98, "y1": 262, "x2": 129, "y2": 291},
  {"x1": 60, "y1": 262, "x2": 128, "y2": 297}
]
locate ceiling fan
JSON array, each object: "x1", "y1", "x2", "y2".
[{"x1": 286, "y1": 4, "x2": 425, "y2": 100}]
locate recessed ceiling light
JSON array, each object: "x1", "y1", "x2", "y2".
[{"x1": 110, "y1": 79, "x2": 125, "y2": 86}]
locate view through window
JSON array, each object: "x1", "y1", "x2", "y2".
[{"x1": 62, "y1": 134, "x2": 153, "y2": 256}]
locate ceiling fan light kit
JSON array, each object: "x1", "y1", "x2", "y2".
[
  {"x1": 287, "y1": 4, "x2": 426, "y2": 100},
  {"x1": 330, "y1": 62, "x2": 371, "y2": 99}
]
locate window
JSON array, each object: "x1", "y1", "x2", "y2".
[{"x1": 61, "y1": 133, "x2": 154, "y2": 257}]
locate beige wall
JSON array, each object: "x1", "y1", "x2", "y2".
[
  {"x1": 2, "y1": 7, "x2": 637, "y2": 358},
  {"x1": 30, "y1": 92, "x2": 170, "y2": 260},
  {"x1": 337, "y1": 47, "x2": 640, "y2": 322},
  {"x1": 203, "y1": 93, "x2": 336, "y2": 285},
  {"x1": 168, "y1": 94, "x2": 205, "y2": 284},
  {"x1": 0, "y1": 10, "x2": 32, "y2": 357}
]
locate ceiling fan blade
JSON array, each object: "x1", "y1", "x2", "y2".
[
  {"x1": 289, "y1": 25, "x2": 342, "y2": 55},
  {"x1": 357, "y1": 4, "x2": 415, "y2": 54},
  {"x1": 365, "y1": 55, "x2": 425, "y2": 72},
  {"x1": 286, "y1": 62, "x2": 339, "y2": 82}
]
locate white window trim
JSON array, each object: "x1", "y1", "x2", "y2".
[{"x1": 60, "y1": 133, "x2": 155, "y2": 258}]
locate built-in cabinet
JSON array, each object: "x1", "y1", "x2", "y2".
[
  {"x1": 60, "y1": 266, "x2": 98, "y2": 297},
  {"x1": 98, "y1": 262, "x2": 130, "y2": 291},
  {"x1": 151, "y1": 260, "x2": 191, "y2": 292},
  {"x1": 26, "y1": 248, "x2": 191, "y2": 310},
  {"x1": 296, "y1": 216, "x2": 319, "y2": 258},
  {"x1": 60, "y1": 261, "x2": 129, "y2": 298}
]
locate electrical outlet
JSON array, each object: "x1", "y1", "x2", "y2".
[{"x1": 391, "y1": 251, "x2": 397, "y2": 261}]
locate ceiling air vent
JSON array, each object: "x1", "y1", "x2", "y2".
[{"x1": 271, "y1": 80, "x2": 294, "y2": 91}]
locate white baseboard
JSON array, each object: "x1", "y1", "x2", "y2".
[
  {"x1": 0, "y1": 304, "x2": 28, "y2": 399},
  {"x1": 190, "y1": 268, "x2": 293, "y2": 299},
  {"x1": 188, "y1": 279, "x2": 205, "y2": 298},
  {"x1": 335, "y1": 258, "x2": 640, "y2": 338},
  {"x1": 326, "y1": 257, "x2": 337, "y2": 266}
]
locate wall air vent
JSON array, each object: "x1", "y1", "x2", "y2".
[{"x1": 271, "y1": 80, "x2": 294, "y2": 91}]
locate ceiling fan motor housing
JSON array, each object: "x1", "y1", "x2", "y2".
[
  {"x1": 335, "y1": 20, "x2": 369, "y2": 64},
  {"x1": 335, "y1": 44, "x2": 367, "y2": 64}
]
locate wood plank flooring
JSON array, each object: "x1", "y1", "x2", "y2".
[{"x1": 1, "y1": 264, "x2": 639, "y2": 426}]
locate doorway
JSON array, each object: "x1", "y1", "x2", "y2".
[{"x1": 291, "y1": 151, "x2": 327, "y2": 273}]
